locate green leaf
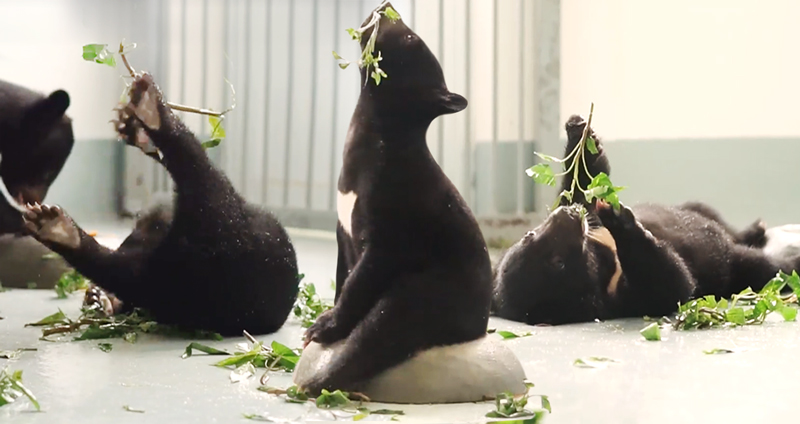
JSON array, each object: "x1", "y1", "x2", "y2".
[
  {"x1": 338, "y1": 62, "x2": 351, "y2": 70},
  {"x1": 703, "y1": 348, "x2": 734, "y2": 355},
  {"x1": 181, "y1": 342, "x2": 230, "y2": 359},
  {"x1": 371, "y1": 409, "x2": 405, "y2": 415},
  {"x1": 97, "y1": 342, "x2": 113, "y2": 353},
  {"x1": 201, "y1": 139, "x2": 222, "y2": 149},
  {"x1": 332, "y1": 50, "x2": 344, "y2": 60},
  {"x1": 123, "y1": 332, "x2": 138, "y2": 344},
  {"x1": 74, "y1": 325, "x2": 128, "y2": 341},
  {"x1": 122, "y1": 405, "x2": 145, "y2": 413},
  {"x1": 533, "y1": 152, "x2": 565, "y2": 163},
  {"x1": 82, "y1": 44, "x2": 116, "y2": 67},
  {"x1": 54, "y1": 270, "x2": 90, "y2": 299},
  {"x1": 573, "y1": 357, "x2": 619, "y2": 368},
  {"x1": 82, "y1": 43, "x2": 106, "y2": 61},
  {"x1": 285, "y1": 385, "x2": 310, "y2": 402},
  {"x1": 346, "y1": 28, "x2": 361, "y2": 41},
  {"x1": 497, "y1": 330, "x2": 532, "y2": 340},
  {"x1": 371, "y1": 68, "x2": 388, "y2": 85},
  {"x1": 525, "y1": 164, "x2": 556, "y2": 186},
  {"x1": 315, "y1": 388, "x2": 351, "y2": 409},
  {"x1": 585, "y1": 135, "x2": 599, "y2": 155},
  {"x1": 640, "y1": 323, "x2": 661, "y2": 341},
  {"x1": 725, "y1": 307, "x2": 746, "y2": 325},
  {"x1": 293, "y1": 281, "x2": 333, "y2": 328},
  {"x1": 779, "y1": 305, "x2": 797, "y2": 321},
  {"x1": 786, "y1": 271, "x2": 800, "y2": 296},
  {"x1": 381, "y1": 6, "x2": 401, "y2": 22},
  {"x1": 586, "y1": 172, "x2": 625, "y2": 210},
  {"x1": 208, "y1": 116, "x2": 226, "y2": 139},
  {"x1": 0, "y1": 368, "x2": 40, "y2": 411},
  {"x1": 26, "y1": 310, "x2": 68, "y2": 327},
  {"x1": 540, "y1": 395, "x2": 551, "y2": 413},
  {"x1": 242, "y1": 413, "x2": 272, "y2": 421}
]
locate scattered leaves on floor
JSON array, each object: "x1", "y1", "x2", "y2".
[
  {"x1": 97, "y1": 343, "x2": 113, "y2": 353},
  {"x1": 486, "y1": 391, "x2": 549, "y2": 420},
  {"x1": 122, "y1": 405, "x2": 145, "y2": 413},
  {"x1": 27, "y1": 307, "x2": 223, "y2": 343}
]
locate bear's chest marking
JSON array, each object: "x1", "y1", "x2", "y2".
[{"x1": 337, "y1": 191, "x2": 358, "y2": 236}]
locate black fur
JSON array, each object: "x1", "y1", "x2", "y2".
[
  {"x1": 492, "y1": 115, "x2": 794, "y2": 325},
  {"x1": 23, "y1": 74, "x2": 300, "y2": 336},
  {"x1": 301, "y1": 3, "x2": 491, "y2": 394},
  {"x1": 0, "y1": 80, "x2": 74, "y2": 234}
]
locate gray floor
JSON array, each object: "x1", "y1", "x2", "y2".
[{"x1": 2, "y1": 228, "x2": 800, "y2": 423}]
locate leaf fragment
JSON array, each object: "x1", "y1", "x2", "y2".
[{"x1": 640, "y1": 323, "x2": 661, "y2": 341}]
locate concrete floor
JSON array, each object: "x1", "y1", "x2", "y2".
[{"x1": 2, "y1": 227, "x2": 800, "y2": 423}]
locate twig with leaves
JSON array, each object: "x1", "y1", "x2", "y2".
[
  {"x1": 0, "y1": 368, "x2": 40, "y2": 411},
  {"x1": 333, "y1": 0, "x2": 401, "y2": 86},
  {"x1": 527, "y1": 103, "x2": 625, "y2": 211},
  {"x1": 82, "y1": 42, "x2": 235, "y2": 149}
]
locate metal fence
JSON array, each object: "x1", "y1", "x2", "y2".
[{"x1": 123, "y1": 0, "x2": 561, "y2": 239}]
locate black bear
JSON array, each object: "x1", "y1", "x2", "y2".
[
  {"x1": 0, "y1": 80, "x2": 75, "y2": 289},
  {"x1": 22, "y1": 73, "x2": 300, "y2": 336},
  {"x1": 300, "y1": 3, "x2": 493, "y2": 394},
  {"x1": 492, "y1": 115, "x2": 795, "y2": 325},
  {"x1": 0, "y1": 80, "x2": 74, "y2": 234}
]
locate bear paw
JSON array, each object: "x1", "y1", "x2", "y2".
[
  {"x1": 83, "y1": 283, "x2": 124, "y2": 317},
  {"x1": 303, "y1": 310, "x2": 350, "y2": 348},
  {"x1": 112, "y1": 73, "x2": 165, "y2": 160},
  {"x1": 22, "y1": 204, "x2": 80, "y2": 249},
  {"x1": 595, "y1": 200, "x2": 638, "y2": 236}
]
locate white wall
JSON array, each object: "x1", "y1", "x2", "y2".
[
  {"x1": 561, "y1": 0, "x2": 800, "y2": 140},
  {"x1": 0, "y1": 0, "x2": 140, "y2": 141}
]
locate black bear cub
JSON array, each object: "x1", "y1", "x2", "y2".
[
  {"x1": 492, "y1": 115, "x2": 795, "y2": 325},
  {"x1": 23, "y1": 73, "x2": 300, "y2": 336},
  {"x1": 0, "y1": 80, "x2": 74, "y2": 234},
  {"x1": 300, "y1": 3, "x2": 492, "y2": 394}
]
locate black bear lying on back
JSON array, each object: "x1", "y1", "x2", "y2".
[
  {"x1": 492, "y1": 115, "x2": 795, "y2": 325},
  {"x1": 0, "y1": 80, "x2": 74, "y2": 234},
  {"x1": 22, "y1": 73, "x2": 300, "y2": 336}
]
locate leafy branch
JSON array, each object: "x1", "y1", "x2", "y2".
[
  {"x1": 82, "y1": 42, "x2": 235, "y2": 149},
  {"x1": 26, "y1": 306, "x2": 222, "y2": 343},
  {"x1": 255, "y1": 385, "x2": 401, "y2": 421},
  {"x1": 292, "y1": 278, "x2": 333, "y2": 328},
  {"x1": 671, "y1": 271, "x2": 800, "y2": 330},
  {"x1": 332, "y1": 1, "x2": 401, "y2": 86},
  {"x1": 526, "y1": 103, "x2": 625, "y2": 211}
]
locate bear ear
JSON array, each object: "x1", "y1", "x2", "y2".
[
  {"x1": 21, "y1": 89, "x2": 71, "y2": 133},
  {"x1": 438, "y1": 91, "x2": 468, "y2": 115}
]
